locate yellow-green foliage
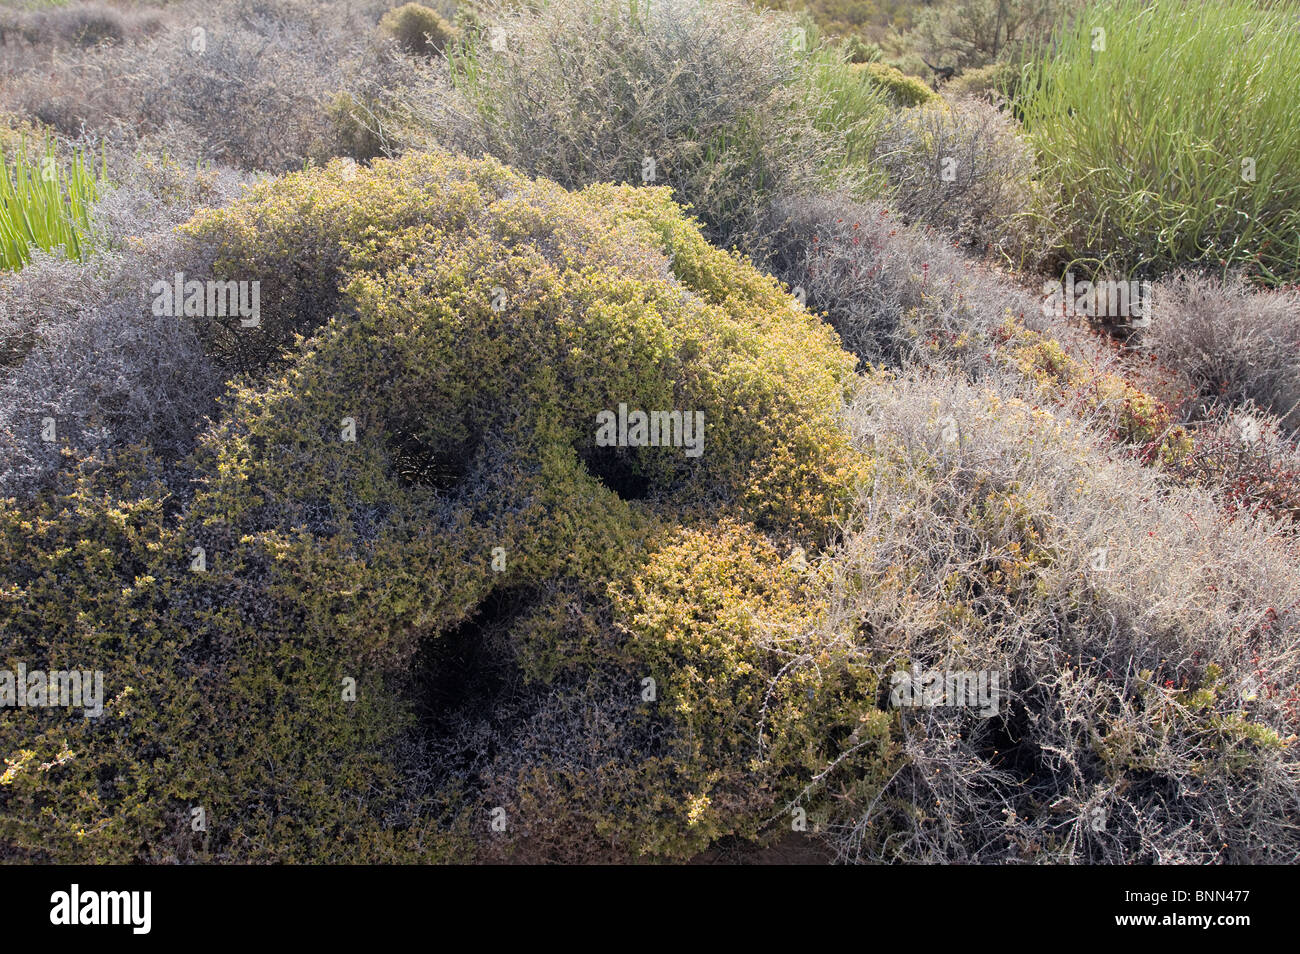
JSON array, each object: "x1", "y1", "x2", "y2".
[
  {"x1": 947, "y1": 61, "x2": 1017, "y2": 102},
  {"x1": 378, "y1": 3, "x2": 456, "y2": 57},
  {"x1": 999, "y1": 320, "x2": 1192, "y2": 464},
  {"x1": 857, "y1": 62, "x2": 937, "y2": 108},
  {"x1": 183, "y1": 154, "x2": 866, "y2": 540},
  {"x1": 0, "y1": 447, "x2": 466, "y2": 862},
  {"x1": 4, "y1": 152, "x2": 873, "y2": 862},
  {"x1": 0, "y1": 449, "x2": 188, "y2": 862},
  {"x1": 608, "y1": 521, "x2": 897, "y2": 854}
]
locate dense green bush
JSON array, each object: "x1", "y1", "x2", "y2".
[
  {"x1": 185, "y1": 151, "x2": 871, "y2": 858},
  {"x1": 842, "y1": 35, "x2": 882, "y2": 64},
  {"x1": 3, "y1": 152, "x2": 875, "y2": 862},
  {"x1": 6, "y1": 0, "x2": 1300, "y2": 868},
  {"x1": 0, "y1": 445, "x2": 462, "y2": 862},
  {"x1": 0, "y1": 448, "x2": 194, "y2": 861},
  {"x1": 325, "y1": 91, "x2": 389, "y2": 162},
  {"x1": 608, "y1": 521, "x2": 897, "y2": 854},
  {"x1": 856, "y1": 61, "x2": 937, "y2": 107}
]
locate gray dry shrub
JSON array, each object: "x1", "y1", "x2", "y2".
[
  {"x1": 2, "y1": 2, "x2": 162, "y2": 49},
  {"x1": 1144, "y1": 272, "x2": 1300, "y2": 432},
  {"x1": 765, "y1": 192, "x2": 1045, "y2": 368},
  {"x1": 399, "y1": 0, "x2": 854, "y2": 251},
  {"x1": 0, "y1": 158, "x2": 248, "y2": 498},
  {"x1": 813, "y1": 369, "x2": 1300, "y2": 863},
  {"x1": 2, "y1": 1, "x2": 410, "y2": 172},
  {"x1": 872, "y1": 96, "x2": 1049, "y2": 263}
]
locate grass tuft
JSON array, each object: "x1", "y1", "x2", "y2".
[
  {"x1": 1017, "y1": 0, "x2": 1300, "y2": 284},
  {"x1": 0, "y1": 134, "x2": 102, "y2": 271}
]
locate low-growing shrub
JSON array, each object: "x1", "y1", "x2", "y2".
[
  {"x1": 606, "y1": 521, "x2": 897, "y2": 855},
  {"x1": 1144, "y1": 272, "x2": 1300, "y2": 433},
  {"x1": 0, "y1": 448, "x2": 213, "y2": 862},
  {"x1": 872, "y1": 96, "x2": 1040, "y2": 257},
  {"x1": 815, "y1": 369, "x2": 1300, "y2": 862},
  {"x1": 1, "y1": 3, "x2": 402, "y2": 173},
  {"x1": 1167, "y1": 404, "x2": 1300, "y2": 525},
  {"x1": 325, "y1": 91, "x2": 390, "y2": 162},
  {"x1": 0, "y1": 153, "x2": 246, "y2": 498},
  {"x1": 762, "y1": 191, "x2": 1191, "y2": 470},
  {"x1": 763, "y1": 192, "x2": 1043, "y2": 367},
  {"x1": 0, "y1": 444, "x2": 463, "y2": 863},
  {"x1": 3, "y1": 152, "x2": 873, "y2": 862},
  {"x1": 946, "y1": 60, "x2": 1018, "y2": 104},
  {"x1": 856, "y1": 61, "x2": 937, "y2": 107},
  {"x1": 400, "y1": 0, "x2": 858, "y2": 251},
  {"x1": 377, "y1": 3, "x2": 456, "y2": 57},
  {"x1": 904, "y1": 0, "x2": 1080, "y2": 72},
  {"x1": 2, "y1": 2, "x2": 162, "y2": 49},
  {"x1": 997, "y1": 319, "x2": 1192, "y2": 466},
  {"x1": 151, "y1": 29, "x2": 340, "y2": 172},
  {"x1": 843, "y1": 35, "x2": 881, "y2": 64}
]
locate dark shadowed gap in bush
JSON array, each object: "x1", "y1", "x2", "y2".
[
  {"x1": 409, "y1": 585, "x2": 538, "y2": 747},
  {"x1": 388, "y1": 422, "x2": 481, "y2": 491},
  {"x1": 579, "y1": 444, "x2": 652, "y2": 501}
]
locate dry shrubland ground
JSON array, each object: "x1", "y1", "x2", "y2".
[{"x1": 1, "y1": 0, "x2": 1298, "y2": 864}]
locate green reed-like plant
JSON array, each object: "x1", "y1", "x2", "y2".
[
  {"x1": 0, "y1": 135, "x2": 103, "y2": 272},
  {"x1": 1017, "y1": 0, "x2": 1300, "y2": 285}
]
